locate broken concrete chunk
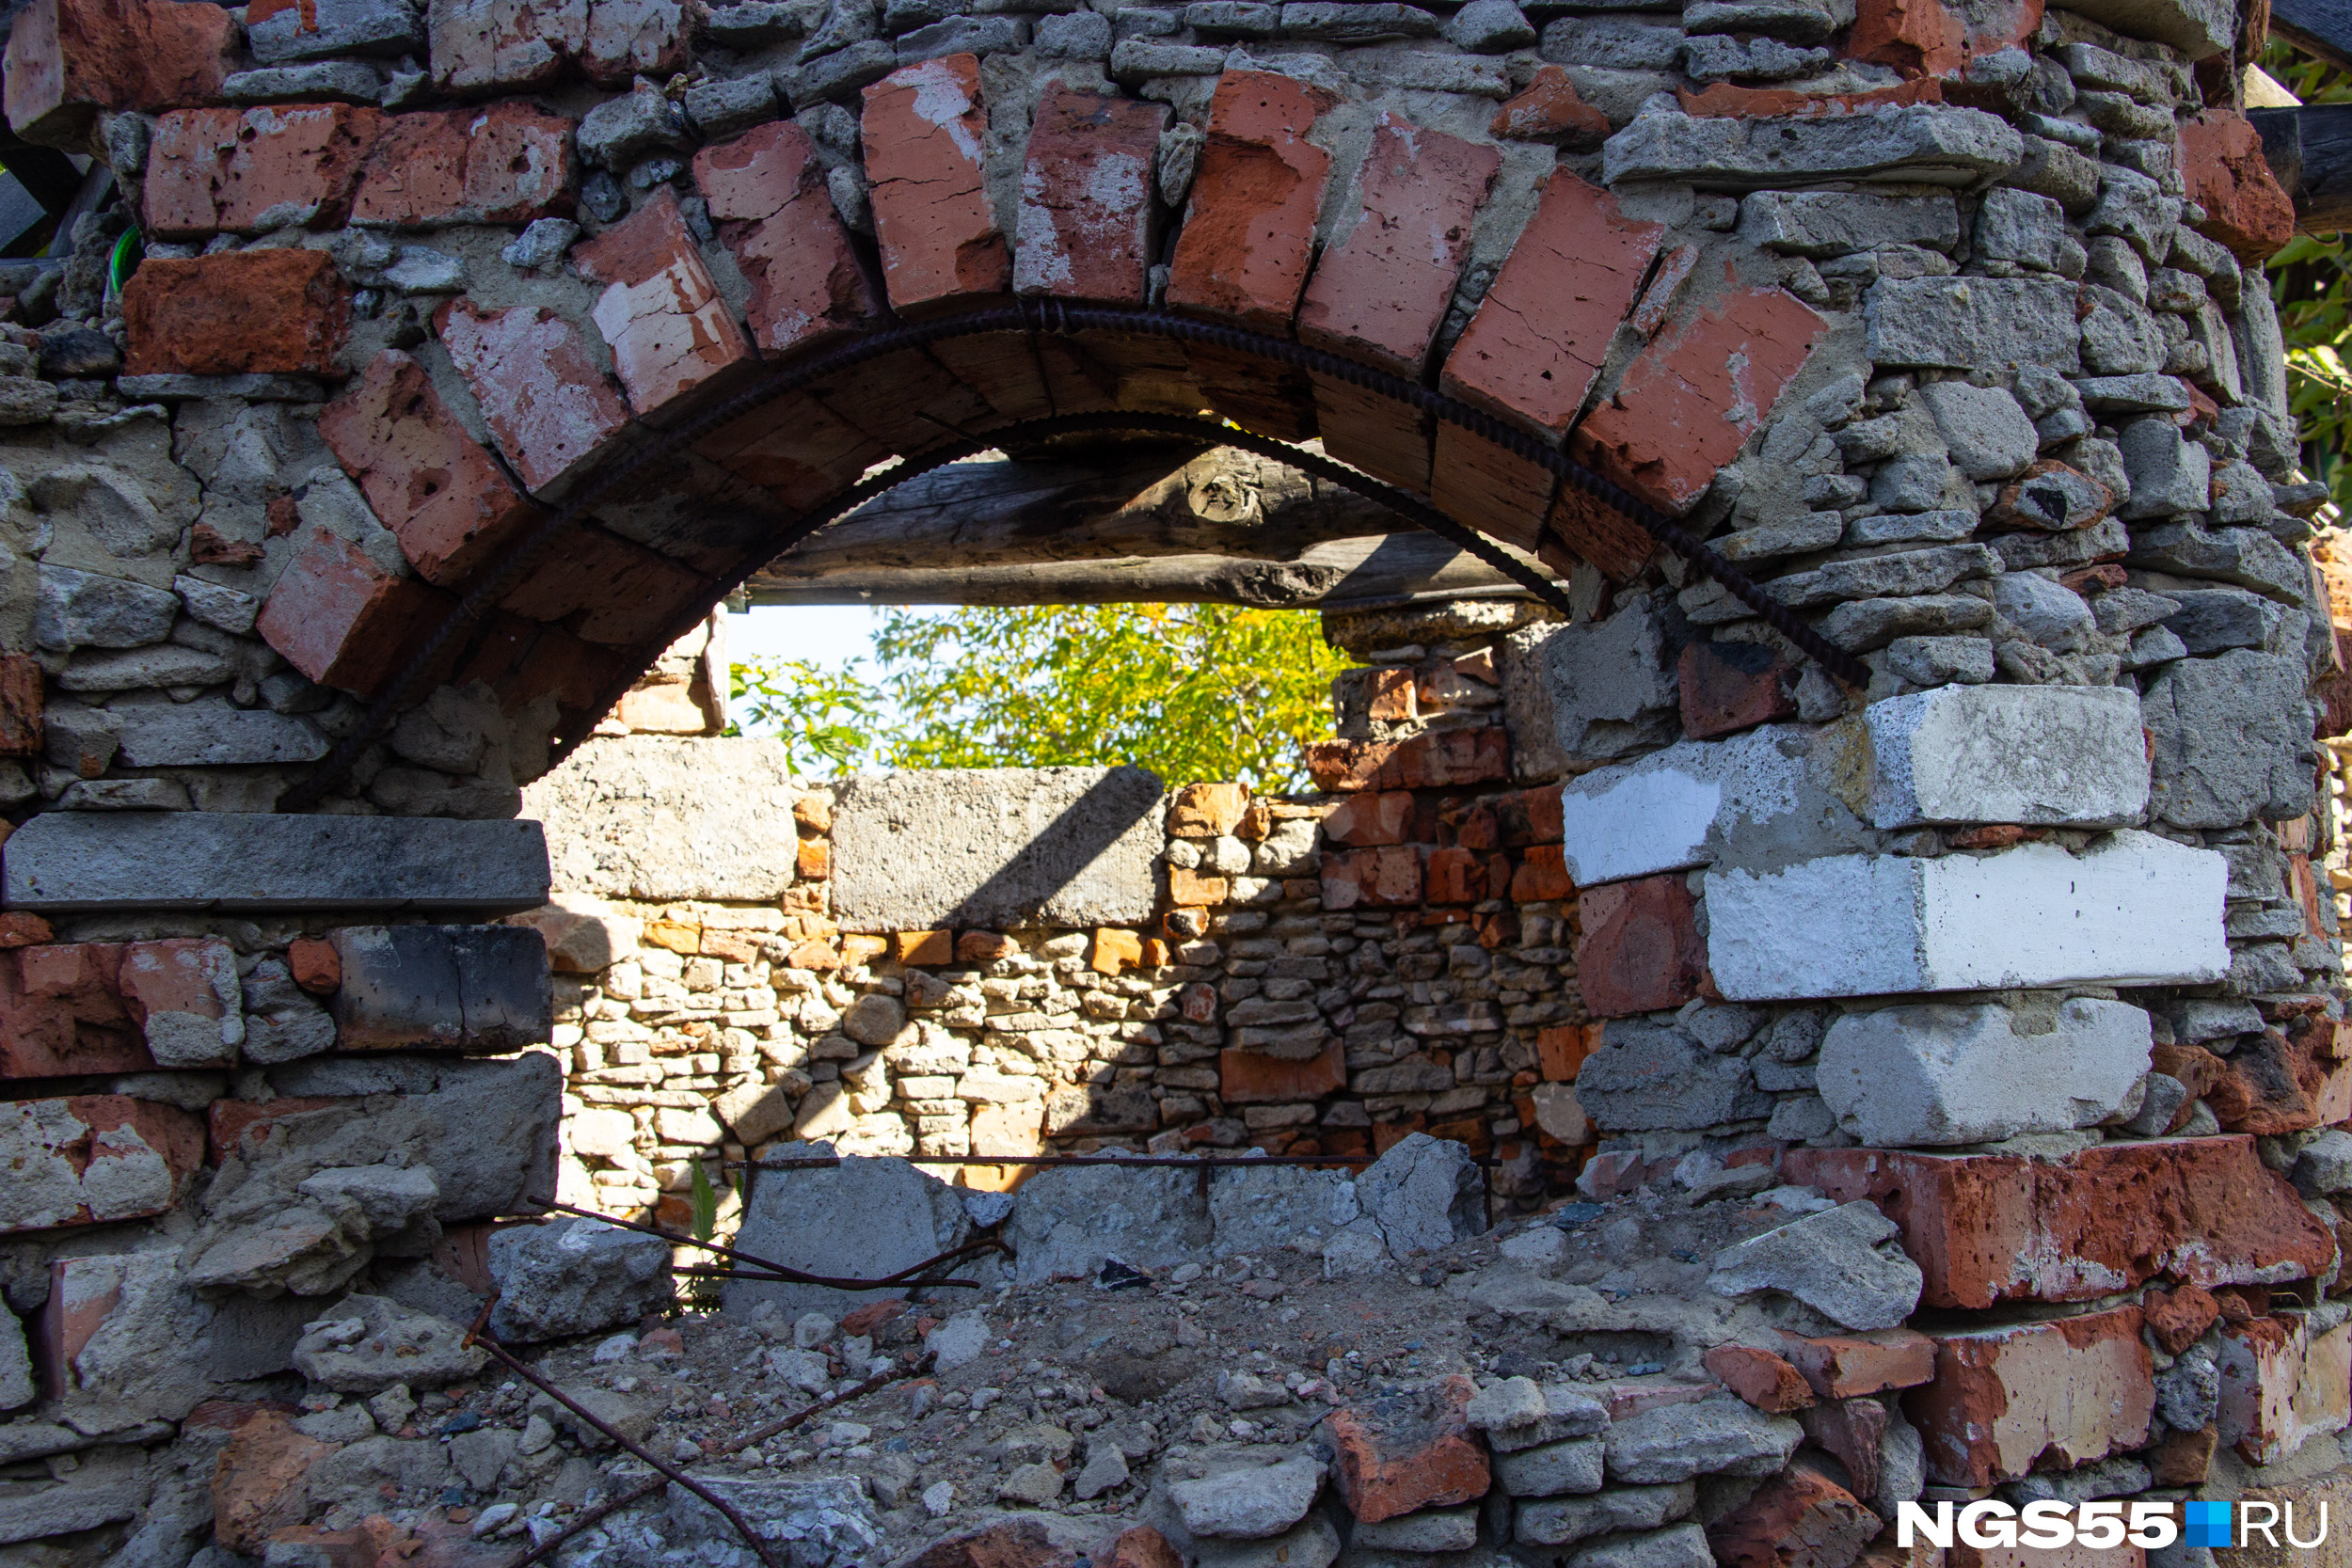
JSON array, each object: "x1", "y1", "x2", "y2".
[
  {"x1": 1355, "y1": 1133, "x2": 1486, "y2": 1256},
  {"x1": 1815, "y1": 998, "x2": 2153, "y2": 1146},
  {"x1": 1167, "y1": 1451, "x2": 1325, "y2": 1539},
  {"x1": 488, "y1": 1216, "x2": 676, "y2": 1342},
  {"x1": 1604, "y1": 1398, "x2": 1804, "y2": 1482},
  {"x1": 292, "y1": 1293, "x2": 485, "y2": 1392},
  {"x1": 729, "y1": 1143, "x2": 978, "y2": 1310},
  {"x1": 1706, "y1": 1202, "x2": 1923, "y2": 1330}
]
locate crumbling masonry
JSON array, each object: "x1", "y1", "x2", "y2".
[{"x1": 0, "y1": 0, "x2": 2346, "y2": 1560}]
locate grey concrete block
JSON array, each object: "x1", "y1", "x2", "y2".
[
  {"x1": 1517, "y1": 1486, "x2": 1693, "y2": 1548},
  {"x1": 725, "y1": 1143, "x2": 978, "y2": 1317},
  {"x1": 1866, "y1": 276, "x2": 2080, "y2": 372},
  {"x1": 830, "y1": 766, "x2": 1165, "y2": 932},
  {"x1": 1576, "y1": 1021, "x2": 1771, "y2": 1131},
  {"x1": 1541, "y1": 14, "x2": 1681, "y2": 65},
  {"x1": 523, "y1": 736, "x2": 803, "y2": 902},
  {"x1": 108, "y1": 707, "x2": 328, "y2": 768},
  {"x1": 1603, "y1": 104, "x2": 2020, "y2": 190},
  {"x1": 247, "y1": 0, "x2": 423, "y2": 59},
  {"x1": 328, "y1": 925, "x2": 552, "y2": 1053},
  {"x1": 1604, "y1": 1400, "x2": 1803, "y2": 1482},
  {"x1": 1816, "y1": 998, "x2": 2152, "y2": 1145},
  {"x1": 262, "y1": 1053, "x2": 564, "y2": 1220},
  {"x1": 1524, "y1": 595, "x2": 1678, "y2": 766},
  {"x1": 489, "y1": 1217, "x2": 676, "y2": 1341},
  {"x1": 1738, "y1": 190, "x2": 1959, "y2": 257},
  {"x1": 2, "y1": 813, "x2": 549, "y2": 913},
  {"x1": 2144, "y1": 649, "x2": 2319, "y2": 829},
  {"x1": 1005, "y1": 1162, "x2": 1212, "y2": 1285},
  {"x1": 1706, "y1": 1202, "x2": 1924, "y2": 1330},
  {"x1": 1915, "y1": 380, "x2": 2037, "y2": 480}
]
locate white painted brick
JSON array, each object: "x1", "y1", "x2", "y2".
[
  {"x1": 1705, "y1": 830, "x2": 2227, "y2": 1000},
  {"x1": 1556, "y1": 727, "x2": 1809, "y2": 887},
  {"x1": 1866, "y1": 684, "x2": 2149, "y2": 830}
]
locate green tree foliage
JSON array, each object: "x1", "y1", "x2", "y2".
[
  {"x1": 726, "y1": 656, "x2": 887, "y2": 776},
  {"x1": 2264, "y1": 43, "x2": 2352, "y2": 504},
  {"x1": 732, "y1": 604, "x2": 1346, "y2": 791}
]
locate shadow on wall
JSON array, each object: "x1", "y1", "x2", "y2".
[{"x1": 829, "y1": 765, "x2": 1169, "y2": 935}]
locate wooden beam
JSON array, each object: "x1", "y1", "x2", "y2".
[
  {"x1": 2250, "y1": 103, "x2": 2352, "y2": 233},
  {"x1": 2272, "y1": 0, "x2": 2352, "y2": 75},
  {"x1": 744, "y1": 531, "x2": 1538, "y2": 609}
]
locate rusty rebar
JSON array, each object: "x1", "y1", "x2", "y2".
[
  {"x1": 499, "y1": 1357, "x2": 928, "y2": 1568},
  {"x1": 533, "y1": 1199, "x2": 1006, "y2": 1291},
  {"x1": 465, "y1": 1320, "x2": 789, "y2": 1568}
]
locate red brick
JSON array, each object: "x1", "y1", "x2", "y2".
[
  {"x1": 1705, "y1": 1343, "x2": 1816, "y2": 1412},
  {"x1": 1490, "y1": 66, "x2": 1612, "y2": 148},
  {"x1": 0, "y1": 943, "x2": 141, "y2": 1077},
  {"x1": 1496, "y1": 787, "x2": 1565, "y2": 847},
  {"x1": 435, "y1": 299, "x2": 633, "y2": 494},
  {"x1": 1167, "y1": 71, "x2": 1338, "y2": 330},
  {"x1": 1536, "y1": 1022, "x2": 1597, "y2": 1082},
  {"x1": 1329, "y1": 1373, "x2": 1488, "y2": 1522},
  {"x1": 1800, "y1": 1400, "x2": 1889, "y2": 1498},
  {"x1": 117, "y1": 937, "x2": 240, "y2": 1069},
  {"x1": 1305, "y1": 739, "x2": 1393, "y2": 793},
  {"x1": 1094, "y1": 1527, "x2": 1179, "y2": 1568},
  {"x1": 1432, "y1": 422, "x2": 1554, "y2": 553},
  {"x1": 211, "y1": 1408, "x2": 339, "y2": 1555},
  {"x1": 2, "y1": 0, "x2": 233, "y2": 147},
  {"x1": 255, "y1": 528, "x2": 452, "y2": 697},
  {"x1": 1545, "y1": 481, "x2": 1658, "y2": 582},
  {"x1": 143, "y1": 104, "x2": 382, "y2": 239},
  {"x1": 2207, "y1": 1028, "x2": 2335, "y2": 1134},
  {"x1": 1680, "y1": 640, "x2": 1801, "y2": 739},
  {"x1": 1014, "y1": 84, "x2": 1167, "y2": 304},
  {"x1": 1576, "y1": 287, "x2": 1826, "y2": 515},
  {"x1": 694, "y1": 390, "x2": 887, "y2": 511},
  {"x1": 427, "y1": 0, "x2": 687, "y2": 93},
  {"x1": 0, "y1": 914, "x2": 53, "y2": 949},
  {"x1": 1573, "y1": 873, "x2": 1705, "y2": 1018},
  {"x1": 908, "y1": 1519, "x2": 1076, "y2": 1568},
  {"x1": 863, "y1": 55, "x2": 1008, "y2": 314},
  {"x1": 350, "y1": 103, "x2": 574, "y2": 228},
  {"x1": 0, "y1": 653, "x2": 40, "y2": 756},
  {"x1": 1706, "y1": 1465, "x2": 1880, "y2": 1568},
  {"x1": 1442, "y1": 171, "x2": 1661, "y2": 437},
  {"x1": 1391, "y1": 727, "x2": 1509, "y2": 789},
  {"x1": 1298, "y1": 112, "x2": 1498, "y2": 374},
  {"x1": 694, "y1": 120, "x2": 882, "y2": 356},
  {"x1": 1321, "y1": 846, "x2": 1423, "y2": 911},
  {"x1": 499, "y1": 526, "x2": 708, "y2": 648},
  {"x1": 1905, "y1": 1306, "x2": 2153, "y2": 1486},
  {"x1": 1786, "y1": 1137, "x2": 2334, "y2": 1309},
  {"x1": 318, "y1": 350, "x2": 538, "y2": 587},
  {"x1": 571, "y1": 187, "x2": 754, "y2": 420},
  {"x1": 288, "y1": 938, "x2": 342, "y2": 994},
  {"x1": 2146, "y1": 1423, "x2": 2217, "y2": 1487},
  {"x1": 2143, "y1": 1284, "x2": 2220, "y2": 1354},
  {"x1": 1509, "y1": 845, "x2": 1573, "y2": 903},
  {"x1": 121, "y1": 250, "x2": 347, "y2": 377},
  {"x1": 457, "y1": 613, "x2": 636, "y2": 732},
  {"x1": 1776, "y1": 1330, "x2": 1940, "y2": 1401},
  {"x1": 1221, "y1": 1038, "x2": 1346, "y2": 1104},
  {"x1": 1850, "y1": 0, "x2": 1969, "y2": 76},
  {"x1": 1325, "y1": 789, "x2": 1413, "y2": 847},
  {"x1": 2217, "y1": 1314, "x2": 2352, "y2": 1465},
  {"x1": 2179, "y1": 111, "x2": 2297, "y2": 263},
  {"x1": 1423, "y1": 847, "x2": 1488, "y2": 905},
  {"x1": 0, "y1": 1096, "x2": 205, "y2": 1232},
  {"x1": 1311, "y1": 374, "x2": 1432, "y2": 493},
  {"x1": 1169, "y1": 782, "x2": 1249, "y2": 836}
]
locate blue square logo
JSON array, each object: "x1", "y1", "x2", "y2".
[{"x1": 2185, "y1": 1500, "x2": 2233, "y2": 1548}]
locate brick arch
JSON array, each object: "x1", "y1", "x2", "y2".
[{"x1": 96, "y1": 59, "x2": 1850, "y2": 803}]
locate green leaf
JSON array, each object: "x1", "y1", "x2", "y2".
[{"x1": 689, "y1": 1159, "x2": 721, "y2": 1243}]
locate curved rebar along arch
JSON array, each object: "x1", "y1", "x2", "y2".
[{"x1": 0, "y1": 0, "x2": 2347, "y2": 1544}]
